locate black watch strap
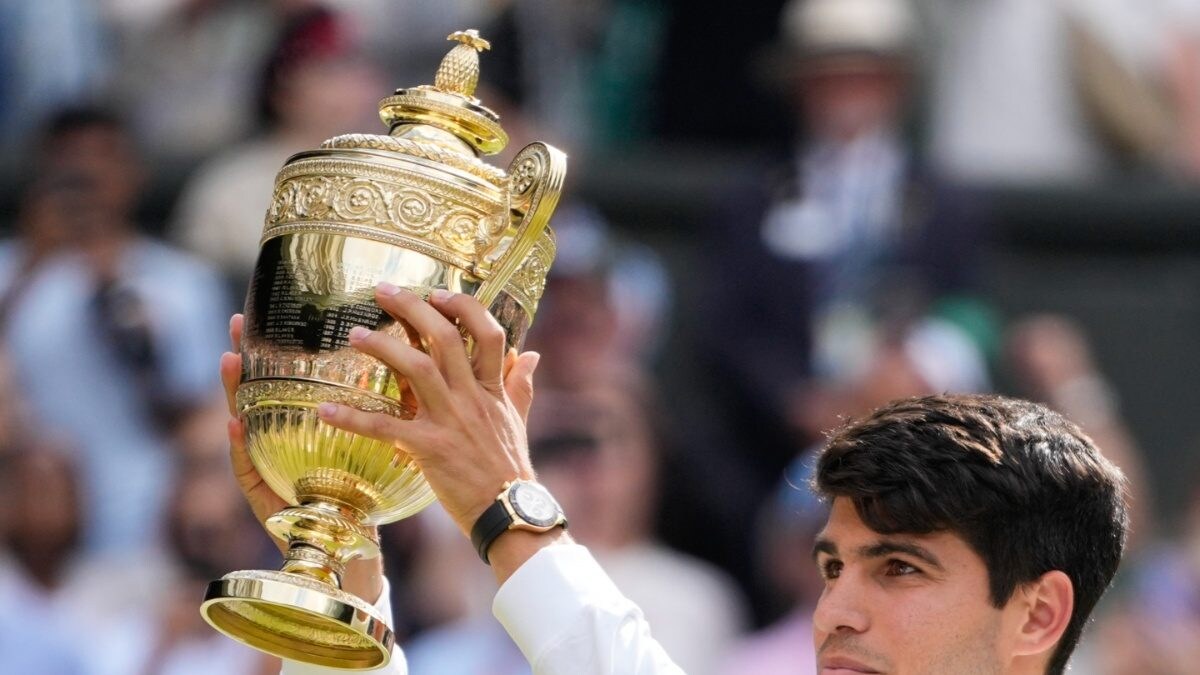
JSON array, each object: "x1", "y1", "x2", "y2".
[{"x1": 470, "y1": 499, "x2": 513, "y2": 564}]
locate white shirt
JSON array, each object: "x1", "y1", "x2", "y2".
[{"x1": 493, "y1": 544, "x2": 684, "y2": 675}]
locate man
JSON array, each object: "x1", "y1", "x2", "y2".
[
  {"x1": 224, "y1": 287, "x2": 1127, "y2": 674},
  {"x1": 2, "y1": 107, "x2": 229, "y2": 556}
]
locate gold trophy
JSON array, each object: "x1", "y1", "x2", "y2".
[{"x1": 200, "y1": 30, "x2": 565, "y2": 669}]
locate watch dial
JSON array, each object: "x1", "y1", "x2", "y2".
[{"x1": 511, "y1": 482, "x2": 559, "y2": 526}]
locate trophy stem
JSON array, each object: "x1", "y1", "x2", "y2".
[
  {"x1": 282, "y1": 543, "x2": 345, "y2": 587},
  {"x1": 267, "y1": 500, "x2": 381, "y2": 591},
  {"x1": 200, "y1": 498, "x2": 395, "y2": 668}
]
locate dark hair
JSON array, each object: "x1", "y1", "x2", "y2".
[
  {"x1": 814, "y1": 394, "x2": 1127, "y2": 675},
  {"x1": 257, "y1": 7, "x2": 350, "y2": 127},
  {"x1": 37, "y1": 105, "x2": 125, "y2": 148}
]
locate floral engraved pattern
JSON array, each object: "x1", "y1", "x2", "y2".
[
  {"x1": 440, "y1": 214, "x2": 482, "y2": 255},
  {"x1": 506, "y1": 235, "x2": 555, "y2": 312},
  {"x1": 391, "y1": 189, "x2": 440, "y2": 234},
  {"x1": 267, "y1": 174, "x2": 496, "y2": 258},
  {"x1": 511, "y1": 156, "x2": 540, "y2": 195}
]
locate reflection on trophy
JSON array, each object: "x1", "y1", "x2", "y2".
[{"x1": 200, "y1": 30, "x2": 565, "y2": 669}]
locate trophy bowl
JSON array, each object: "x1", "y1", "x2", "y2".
[{"x1": 200, "y1": 30, "x2": 564, "y2": 669}]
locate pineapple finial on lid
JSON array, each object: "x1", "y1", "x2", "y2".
[{"x1": 435, "y1": 30, "x2": 491, "y2": 98}]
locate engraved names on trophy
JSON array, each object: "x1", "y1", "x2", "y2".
[{"x1": 248, "y1": 237, "x2": 388, "y2": 353}]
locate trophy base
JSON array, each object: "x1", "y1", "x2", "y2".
[{"x1": 201, "y1": 570, "x2": 394, "y2": 670}]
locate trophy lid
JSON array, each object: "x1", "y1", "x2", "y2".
[{"x1": 377, "y1": 30, "x2": 508, "y2": 156}]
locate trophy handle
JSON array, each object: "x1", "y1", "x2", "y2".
[{"x1": 473, "y1": 141, "x2": 566, "y2": 308}]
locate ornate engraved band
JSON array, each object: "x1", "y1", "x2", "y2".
[
  {"x1": 237, "y1": 380, "x2": 411, "y2": 418},
  {"x1": 263, "y1": 155, "x2": 506, "y2": 271},
  {"x1": 321, "y1": 134, "x2": 507, "y2": 186}
]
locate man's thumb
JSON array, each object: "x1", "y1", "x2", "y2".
[{"x1": 505, "y1": 351, "x2": 540, "y2": 421}]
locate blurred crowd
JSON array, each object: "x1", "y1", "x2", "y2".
[{"x1": 1, "y1": 0, "x2": 1200, "y2": 674}]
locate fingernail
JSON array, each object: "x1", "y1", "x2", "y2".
[
  {"x1": 431, "y1": 288, "x2": 454, "y2": 302},
  {"x1": 376, "y1": 281, "x2": 401, "y2": 296},
  {"x1": 348, "y1": 326, "x2": 371, "y2": 342},
  {"x1": 317, "y1": 403, "x2": 338, "y2": 418},
  {"x1": 528, "y1": 351, "x2": 542, "y2": 368}
]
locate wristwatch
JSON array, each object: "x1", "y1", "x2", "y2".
[{"x1": 470, "y1": 480, "x2": 568, "y2": 564}]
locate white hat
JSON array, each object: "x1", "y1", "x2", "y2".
[{"x1": 783, "y1": 0, "x2": 917, "y2": 57}]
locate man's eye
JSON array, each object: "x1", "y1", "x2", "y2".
[
  {"x1": 884, "y1": 559, "x2": 919, "y2": 576},
  {"x1": 821, "y1": 559, "x2": 843, "y2": 580}
]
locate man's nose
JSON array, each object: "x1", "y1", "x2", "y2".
[{"x1": 813, "y1": 577, "x2": 871, "y2": 635}]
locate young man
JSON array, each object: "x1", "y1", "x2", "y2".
[
  {"x1": 224, "y1": 288, "x2": 1127, "y2": 674},
  {"x1": 811, "y1": 395, "x2": 1127, "y2": 674}
]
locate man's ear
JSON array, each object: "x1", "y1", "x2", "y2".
[{"x1": 1012, "y1": 570, "x2": 1075, "y2": 658}]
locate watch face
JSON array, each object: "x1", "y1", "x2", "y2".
[{"x1": 509, "y1": 482, "x2": 561, "y2": 527}]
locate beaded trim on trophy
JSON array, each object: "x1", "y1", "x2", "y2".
[
  {"x1": 284, "y1": 545, "x2": 348, "y2": 579},
  {"x1": 225, "y1": 570, "x2": 385, "y2": 635},
  {"x1": 321, "y1": 134, "x2": 508, "y2": 186},
  {"x1": 236, "y1": 380, "x2": 411, "y2": 418}
]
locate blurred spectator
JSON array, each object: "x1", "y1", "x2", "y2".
[
  {"x1": 925, "y1": 0, "x2": 1200, "y2": 184},
  {"x1": 0, "y1": 446, "x2": 91, "y2": 674},
  {"x1": 485, "y1": 0, "x2": 668, "y2": 151},
  {"x1": 719, "y1": 458, "x2": 827, "y2": 675},
  {"x1": 406, "y1": 376, "x2": 747, "y2": 675},
  {"x1": 0, "y1": 106, "x2": 229, "y2": 556},
  {"x1": 106, "y1": 0, "x2": 279, "y2": 167},
  {"x1": 532, "y1": 379, "x2": 747, "y2": 675},
  {"x1": 1005, "y1": 315, "x2": 1154, "y2": 549},
  {"x1": 695, "y1": 0, "x2": 987, "y2": 546},
  {"x1": 329, "y1": 0, "x2": 493, "y2": 91},
  {"x1": 0, "y1": 0, "x2": 109, "y2": 173},
  {"x1": 1072, "y1": 473, "x2": 1200, "y2": 674},
  {"x1": 115, "y1": 459, "x2": 277, "y2": 675},
  {"x1": 1166, "y1": 1, "x2": 1200, "y2": 179},
  {"x1": 525, "y1": 202, "x2": 671, "y2": 389},
  {"x1": 170, "y1": 6, "x2": 384, "y2": 284}
]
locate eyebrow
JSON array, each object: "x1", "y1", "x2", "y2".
[{"x1": 812, "y1": 537, "x2": 945, "y2": 571}]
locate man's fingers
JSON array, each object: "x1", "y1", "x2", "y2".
[
  {"x1": 228, "y1": 415, "x2": 266, "y2": 509},
  {"x1": 375, "y1": 284, "x2": 476, "y2": 391},
  {"x1": 230, "y1": 313, "x2": 244, "y2": 352},
  {"x1": 430, "y1": 290, "x2": 507, "y2": 392},
  {"x1": 347, "y1": 326, "x2": 454, "y2": 414},
  {"x1": 220, "y1": 352, "x2": 241, "y2": 416},
  {"x1": 228, "y1": 418, "x2": 287, "y2": 553},
  {"x1": 316, "y1": 402, "x2": 426, "y2": 457},
  {"x1": 505, "y1": 351, "x2": 540, "y2": 423}
]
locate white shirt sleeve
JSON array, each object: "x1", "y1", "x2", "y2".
[
  {"x1": 492, "y1": 544, "x2": 686, "y2": 675},
  {"x1": 280, "y1": 577, "x2": 408, "y2": 675}
]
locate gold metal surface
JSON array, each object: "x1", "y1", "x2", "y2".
[{"x1": 201, "y1": 30, "x2": 565, "y2": 669}]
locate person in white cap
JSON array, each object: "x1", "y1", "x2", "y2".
[{"x1": 696, "y1": 0, "x2": 987, "y2": 557}]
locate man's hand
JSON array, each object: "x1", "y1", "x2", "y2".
[
  {"x1": 314, "y1": 284, "x2": 570, "y2": 582},
  {"x1": 221, "y1": 314, "x2": 383, "y2": 602}
]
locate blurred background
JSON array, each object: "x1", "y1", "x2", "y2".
[{"x1": 2, "y1": 0, "x2": 1200, "y2": 673}]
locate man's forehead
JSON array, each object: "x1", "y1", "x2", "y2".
[{"x1": 816, "y1": 497, "x2": 949, "y2": 552}]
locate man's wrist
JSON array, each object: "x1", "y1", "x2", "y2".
[{"x1": 489, "y1": 528, "x2": 572, "y2": 585}]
